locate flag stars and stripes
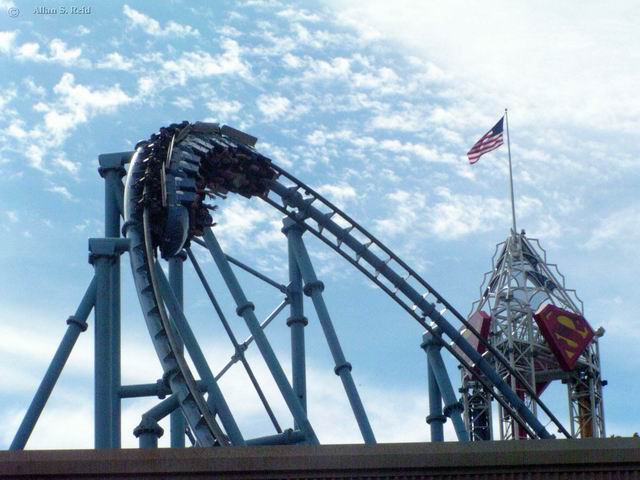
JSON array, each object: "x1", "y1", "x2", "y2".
[{"x1": 467, "y1": 116, "x2": 505, "y2": 164}]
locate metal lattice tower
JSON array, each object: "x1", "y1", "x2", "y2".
[{"x1": 460, "y1": 231, "x2": 606, "y2": 440}]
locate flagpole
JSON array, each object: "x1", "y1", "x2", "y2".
[{"x1": 505, "y1": 108, "x2": 517, "y2": 235}]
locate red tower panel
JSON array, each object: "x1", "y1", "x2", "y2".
[{"x1": 455, "y1": 311, "x2": 491, "y2": 368}]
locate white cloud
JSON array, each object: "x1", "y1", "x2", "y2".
[
  {"x1": 282, "y1": 53, "x2": 302, "y2": 68},
  {"x1": 317, "y1": 183, "x2": 357, "y2": 208},
  {"x1": 5, "y1": 211, "x2": 18, "y2": 223},
  {"x1": 427, "y1": 187, "x2": 510, "y2": 239},
  {"x1": 161, "y1": 40, "x2": 251, "y2": 86},
  {"x1": 352, "y1": 65, "x2": 400, "y2": 92},
  {"x1": 96, "y1": 52, "x2": 134, "y2": 70},
  {"x1": 207, "y1": 99, "x2": 242, "y2": 117},
  {"x1": 277, "y1": 8, "x2": 321, "y2": 23},
  {"x1": 74, "y1": 25, "x2": 91, "y2": 36},
  {"x1": 0, "y1": 30, "x2": 17, "y2": 54},
  {"x1": 37, "y1": 72, "x2": 132, "y2": 146},
  {"x1": 47, "y1": 185, "x2": 73, "y2": 200},
  {"x1": 172, "y1": 96, "x2": 194, "y2": 109},
  {"x1": 375, "y1": 187, "x2": 515, "y2": 241},
  {"x1": 52, "y1": 154, "x2": 80, "y2": 175},
  {"x1": 25, "y1": 145, "x2": 46, "y2": 171},
  {"x1": 213, "y1": 199, "x2": 284, "y2": 252},
  {"x1": 303, "y1": 56, "x2": 351, "y2": 81},
  {"x1": 256, "y1": 94, "x2": 290, "y2": 120},
  {"x1": 370, "y1": 110, "x2": 427, "y2": 132},
  {"x1": 23, "y1": 78, "x2": 46, "y2": 96},
  {"x1": 0, "y1": 73, "x2": 132, "y2": 174},
  {"x1": 378, "y1": 139, "x2": 445, "y2": 164},
  {"x1": 123, "y1": 5, "x2": 199, "y2": 37},
  {"x1": 375, "y1": 190, "x2": 427, "y2": 237},
  {"x1": 257, "y1": 142, "x2": 293, "y2": 168},
  {"x1": 584, "y1": 206, "x2": 640, "y2": 250},
  {"x1": 5, "y1": 120, "x2": 28, "y2": 140},
  {"x1": 15, "y1": 39, "x2": 85, "y2": 66},
  {"x1": 331, "y1": 0, "x2": 640, "y2": 133},
  {"x1": 0, "y1": 87, "x2": 16, "y2": 116}
]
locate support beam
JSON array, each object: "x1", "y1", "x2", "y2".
[
  {"x1": 225, "y1": 254, "x2": 288, "y2": 294},
  {"x1": 154, "y1": 264, "x2": 245, "y2": 446},
  {"x1": 421, "y1": 336, "x2": 445, "y2": 442},
  {"x1": 89, "y1": 238, "x2": 129, "y2": 449},
  {"x1": 99, "y1": 154, "x2": 126, "y2": 449},
  {"x1": 422, "y1": 331, "x2": 469, "y2": 442},
  {"x1": 288, "y1": 227, "x2": 376, "y2": 444},
  {"x1": 282, "y1": 219, "x2": 308, "y2": 425},
  {"x1": 134, "y1": 394, "x2": 180, "y2": 447},
  {"x1": 92, "y1": 249, "x2": 113, "y2": 449},
  {"x1": 214, "y1": 300, "x2": 288, "y2": 380},
  {"x1": 191, "y1": 238, "x2": 287, "y2": 293},
  {"x1": 202, "y1": 228, "x2": 319, "y2": 444},
  {"x1": 134, "y1": 417, "x2": 164, "y2": 449},
  {"x1": 119, "y1": 380, "x2": 207, "y2": 399},
  {"x1": 246, "y1": 429, "x2": 306, "y2": 446},
  {"x1": 186, "y1": 248, "x2": 282, "y2": 433},
  {"x1": 9, "y1": 278, "x2": 96, "y2": 450},
  {"x1": 168, "y1": 251, "x2": 187, "y2": 448},
  {"x1": 427, "y1": 363, "x2": 445, "y2": 442}
]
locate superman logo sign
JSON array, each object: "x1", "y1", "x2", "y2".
[{"x1": 534, "y1": 304, "x2": 595, "y2": 371}]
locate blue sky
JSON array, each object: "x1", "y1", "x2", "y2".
[{"x1": 0, "y1": 0, "x2": 639, "y2": 448}]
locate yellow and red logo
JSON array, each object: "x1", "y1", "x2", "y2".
[{"x1": 534, "y1": 304, "x2": 594, "y2": 371}]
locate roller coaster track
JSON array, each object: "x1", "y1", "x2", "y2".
[
  {"x1": 124, "y1": 156, "x2": 230, "y2": 446},
  {"x1": 124, "y1": 123, "x2": 570, "y2": 447}
]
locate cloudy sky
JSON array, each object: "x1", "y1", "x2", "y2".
[{"x1": 0, "y1": 0, "x2": 638, "y2": 448}]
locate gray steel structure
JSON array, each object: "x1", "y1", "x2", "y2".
[
  {"x1": 461, "y1": 231, "x2": 606, "y2": 440},
  {"x1": 9, "y1": 123, "x2": 584, "y2": 450}
]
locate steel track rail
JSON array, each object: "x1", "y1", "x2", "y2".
[{"x1": 124, "y1": 152, "x2": 228, "y2": 447}]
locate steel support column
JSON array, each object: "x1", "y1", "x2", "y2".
[
  {"x1": 202, "y1": 228, "x2": 319, "y2": 444},
  {"x1": 99, "y1": 154, "x2": 126, "y2": 449},
  {"x1": 91, "y1": 248, "x2": 113, "y2": 449},
  {"x1": 134, "y1": 418, "x2": 164, "y2": 449},
  {"x1": 423, "y1": 331, "x2": 469, "y2": 442},
  {"x1": 282, "y1": 219, "x2": 308, "y2": 426},
  {"x1": 89, "y1": 238, "x2": 129, "y2": 449},
  {"x1": 134, "y1": 395, "x2": 180, "y2": 448},
  {"x1": 168, "y1": 251, "x2": 187, "y2": 448},
  {"x1": 421, "y1": 334, "x2": 446, "y2": 442},
  {"x1": 288, "y1": 229, "x2": 376, "y2": 444},
  {"x1": 9, "y1": 278, "x2": 97, "y2": 450}
]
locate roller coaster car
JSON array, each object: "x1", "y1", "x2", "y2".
[{"x1": 130, "y1": 122, "x2": 276, "y2": 259}]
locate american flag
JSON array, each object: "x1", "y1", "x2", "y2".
[{"x1": 467, "y1": 116, "x2": 504, "y2": 164}]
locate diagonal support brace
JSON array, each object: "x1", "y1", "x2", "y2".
[
  {"x1": 286, "y1": 221, "x2": 376, "y2": 444},
  {"x1": 202, "y1": 228, "x2": 319, "y2": 444},
  {"x1": 422, "y1": 329, "x2": 469, "y2": 442},
  {"x1": 10, "y1": 278, "x2": 96, "y2": 450}
]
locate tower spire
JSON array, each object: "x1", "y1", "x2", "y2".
[{"x1": 505, "y1": 108, "x2": 517, "y2": 234}]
